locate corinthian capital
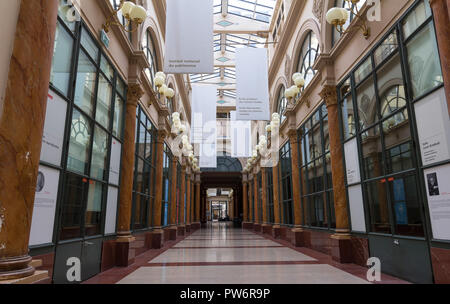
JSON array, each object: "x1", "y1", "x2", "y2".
[
  {"x1": 127, "y1": 83, "x2": 145, "y2": 107},
  {"x1": 319, "y1": 85, "x2": 338, "y2": 108}
]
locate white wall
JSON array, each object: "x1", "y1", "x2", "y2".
[{"x1": 0, "y1": 0, "x2": 21, "y2": 121}]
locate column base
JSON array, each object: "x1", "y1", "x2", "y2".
[
  {"x1": 169, "y1": 226, "x2": 178, "y2": 240},
  {"x1": 200, "y1": 221, "x2": 207, "y2": 229},
  {"x1": 185, "y1": 224, "x2": 191, "y2": 233},
  {"x1": 242, "y1": 222, "x2": 254, "y2": 230},
  {"x1": 115, "y1": 239, "x2": 135, "y2": 267},
  {"x1": 272, "y1": 225, "x2": 281, "y2": 239},
  {"x1": 253, "y1": 223, "x2": 262, "y2": 233},
  {"x1": 0, "y1": 271, "x2": 49, "y2": 284},
  {"x1": 0, "y1": 255, "x2": 35, "y2": 281},
  {"x1": 330, "y1": 234, "x2": 353, "y2": 263},
  {"x1": 262, "y1": 224, "x2": 272, "y2": 235},
  {"x1": 291, "y1": 228, "x2": 306, "y2": 247},
  {"x1": 191, "y1": 222, "x2": 201, "y2": 230},
  {"x1": 177, "y1": 225, "x2": 186, "y2": 236},
  {"x1": 145, "y1": 230, "x2": 163, "y2": 249}
]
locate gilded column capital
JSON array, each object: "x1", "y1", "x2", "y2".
[
  {"x1": 126, "y1": 83, "x2": 144, "y2": 107},
  {"x1": 156, "y1": 129, "x2": 168, "y2": 143},
  {"x1": 288, "y1": 129, "x2": 299, "y2": 144},
  {"x1": 319, "y1": 85, "x2": 338, "y2": 108}
]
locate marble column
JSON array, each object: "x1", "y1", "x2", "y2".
[
  {"x1": 195, "y1": 180, "x2": 201, "y2": 227},
  {"x1": 185, "y1": 173, "x2": 191, "y2": 232},
  {"x1": 248, "y1": 175, "x2": 253, "y2": 223},
  {"x1": 117, "y1": 85, "x2": 144, "y2": 241},
  {"x1": 272, "y1": 164, "x2": 281, "y2": 238},
  {"x1": 0, "y1": 0, "x2": 59, "y2": 281},
  {"x1": 429, "y1": 0, "x2": 450, "y2": 116},
  {"x1": 169, "y1": 157, "x2": 178, "y2": 240},
  {"x1": 261, "y1": 168, "x2": 268, "y2": 224},
  {"x1": 178, "y1": 165, "x2": 186, "y2": 236},
  {"x1": 253, "y1": 172, "x2": 261, "y2": 232},
  {"x1": 320, "y1": 86, "x2": 352, "y2": 263},
  {"x1": 289, "y1": 129, "x2": 306, "y2": 247},
  {"x1": 148, "y1": 129, "x2": 167, "y2": 248},
  {"x1": 242, "y1": 179, "x2": 249, "y2": 225}
]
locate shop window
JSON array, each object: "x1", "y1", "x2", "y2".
[
  {"x1": 50, "y1": 22, "x2": 74, "y2": 96},
  {"x1": 300, "y1": 105, "x2": 336, "y2": 229},
  {"x1": 279, "y1": 142, "x2": 293, "y2": 225},
  {"x1": 337, "y1": 0, "x2": 439, "y2": 237},
  {"x1": 142, "y1": 30, "x2": 159, "y2": 88},
  {"x1": 277, "y1": 86, "x2": 287, "y2": 124}
]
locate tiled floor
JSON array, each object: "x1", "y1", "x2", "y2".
[{"x1": 84, "y1": 223, "x2": 410, "y2": 284}]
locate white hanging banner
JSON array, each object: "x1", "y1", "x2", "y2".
[
  {"x1": 191, "y1": 85, "x2": 217, "y2": 168},
  {"x1": 164, "y1": 0, "x2": 214, "y2": 74},
  {"x1": 230, "y1": 111, "x2": 252, "y2": 157},
  {"x1": 236, "y1": 48, "x2": 270, "y2": 121}
]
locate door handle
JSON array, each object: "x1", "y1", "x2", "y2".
[
  {"x1": 394, "y1": 239, "x2": 400, "y2": 245},
  {"x1": 84, "y1": 241, "x2": 94, "y2": 246}
]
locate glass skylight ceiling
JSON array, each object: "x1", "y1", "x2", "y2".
[{"x1": 190, "y1": 0, "x2": 277, "y2": 104}]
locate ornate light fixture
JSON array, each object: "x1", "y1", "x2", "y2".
[
  {"x1": 284, "y1": 73, "x2": 305, "y2": 105},
  {"x1": 326, "y1": 0, "x2": 371, "y2": 39},
  {"x1": 154, "y1": 71, "x2": 175, "y2": 105},
  {"x1": 103, "y1": 1, "x2": 148, "y2": 33}
]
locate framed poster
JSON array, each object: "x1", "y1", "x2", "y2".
[
  {"x1": 344, "y1": 138, "x2": 361, "y2": 185},
  {"x1": 109, "y1": 139, "x2": 122, "y2": 186},
  {"x1": 29, "y1": 166, "x2": 60, "y2": 246},
  {"x1": 415, "y1": 88, "x2": 450, "y2": 166},
  {"x1": 424, "y1": 164, "x2": 450, "y2": 241},
  {"x1": 105, "y1": 186, "x2": 118, "y2": 235},
  {"x1": 348, "y1": 185, "x2": 366, "y2": 232},
  {"x1": 40, "y1": 90, "x2": 67, "y2": 166}
]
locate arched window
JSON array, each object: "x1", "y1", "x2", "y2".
[
  {"x1": 381, "y1": 85, "x2": 408, "y2": 130},
  {"x1": 296, "y1": 31, "x2": 320, "y2": 88},
  {"x1": 142, "y1": 30, "x2": 158, "y2": 88},
  {"x1": 277, "y1": 86, "x2": 288, "y2": 123}
]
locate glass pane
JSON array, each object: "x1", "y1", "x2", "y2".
[
  {"x1": 85, "y1": 180, "x2": 104, "y2": 236},
  {"x1": 328, "y1": 191, "x2": 336, "y2": 229},
  {"x1": 90, "y1": 126, "x2": 109, "y2": 180},
  {"x1": 113, "y1": 96, "x2": 124, "y2": 139},
  {"x1": 361, "y1": 125, "x2": 383, "y2": 179},
  {"x1": 309, "y1": 194, "x2": 325, "y2": 227},
  {"x1": 402, "y1": 0, "x2": 432, "y2": 39},
  {"x1": 374, "y1": 31, "x2": 398, "y2": 66},
  {"x1": 356, "y1": 76, "x2": 376, "y2": 130},
  {"x1": 138, "y1": 123, "x2": 146, "y2": 156},
  {"x1": 67, "y1": 110, "x2": 92, "y2": 174},
  {"x1": 96, "y1": 75, "x2": 112, "y2": 129},
  {"x1": 406, "y1": 23, "x2": 444, "y2": 98},
  {"x1": 365, "y1": 180, "x2": 392, "y2": 234},
  {"x1": 74, "y1": 51, "x2": 97, "y2": 116},
  {"x1": 135, "y1": 158, "x2": 144, "y2": 193},
  {"x1": 81, "y1": 27, "x2": 99, "y2": 61},
  {"x1": 341, "y1": 93, "x2": 356, "y2": 140},
  {"x1": 389, "y1": 175, "x2": 424, "y2": 237},
  {"x1": 50, "y1": 22, "x2": 74, "y2": 96},
  {"x1": 117, "y1": 78, "x2": 126, "y2": 98},
  {"x1": 100, "y1": 55, "x2": 114, "y2": 81},
  {"x1": 60, "y1": 173, "x2": 87, "y2": 240},
  {"x1": 354, "y1": 57, "x2": 373, "y2": 84}
]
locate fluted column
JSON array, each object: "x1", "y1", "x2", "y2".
[
  {"x1": 429, "y1": 0, "x2": 450, "y2": 116},
  {"x1": 320, "y1": 85, "x2": 352, "y2": 263},
  {"x1": 0, "y1": 0, "x2": 59, "y2": 281}
]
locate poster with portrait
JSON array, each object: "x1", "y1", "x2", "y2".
[
  {"x1": 29, "y1": 166, "x2": 60, "y2": 246},
  {"x1": 424, "y1": 163, "x2": 450, "y2": 241},
  {"x1": 40, "y1": 90, "x2": 67, "y2": 166},
  {"x1": 414, "y1": 88, "x2": 450, "y2": 166}
]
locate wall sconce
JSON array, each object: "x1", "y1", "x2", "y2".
[
  {"x1": 103, "y1": 0, "x2": 147, "y2": 33},
  {"x1": 285, "y1": 73, "x2": 305, "y2": 105},
  {"x1": 154, "y1": 71, "x2": 175, "y2": 104},
  {"x1": 326, "y1": 0, "x2": 371, "y2": 39}
]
